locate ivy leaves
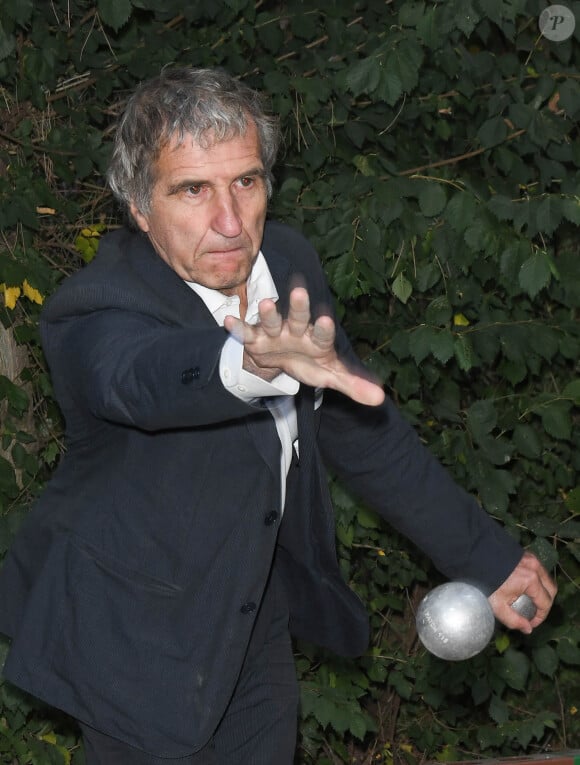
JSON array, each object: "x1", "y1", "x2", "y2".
[
  {"x1": 0, "y1": 0, "x2": 32, "y2": 60},
  {"x1": 0, "y1": 0, "x2": 578, "y2": 762},
  {"x1": 346, "y1": 37, "x2": 424, "y2": 105},
  {"x1": 97, "y1": 0, "x2": 133, "y2": 32},
  {"x1": 266, "y1": 0, "x2": 579, "y2": 758}
]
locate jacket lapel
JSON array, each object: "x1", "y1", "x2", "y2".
[
  {"x1": 131, "y1": 227, "x2": 299, "y2": 484},
  {"x1": 122, "y1": 230, "x2": 215, "y2": 328},
  {"x1": 132, "y1": 228, "x2": 295, "y2": 326}
]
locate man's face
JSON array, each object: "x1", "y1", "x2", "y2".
[{"x1": 131, "y1": 122, "x2": 268, "y2": 299}]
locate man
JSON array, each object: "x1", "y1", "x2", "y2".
[{"x1": 0, "y1": 68, "x2": 556, "y2": 764}]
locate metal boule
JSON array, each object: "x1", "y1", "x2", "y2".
[
  {"x1": 416, "y1": 581, "x2": 495, "y2": 661},
  {"x1": 511, "y1": 593, "x2": 537, "y2": 620}
]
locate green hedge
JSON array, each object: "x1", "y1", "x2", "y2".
[{"x1": 0, "y1": 1, "x2": 578, "y2": 763}]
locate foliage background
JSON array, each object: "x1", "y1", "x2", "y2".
[{"x1": 0, "y1": 0, "x2": 578, "y2": 763}]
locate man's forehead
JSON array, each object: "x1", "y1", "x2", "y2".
[{"x1": 155, "y1": 126, "x2": 263, "y2": 171}]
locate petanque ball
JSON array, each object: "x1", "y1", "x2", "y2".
[
  {"x1": 511, "y1": 593, "x2": 537, "y2": 620},
  {"x1": 416, "y1": 581, "x2": 495, "y2": 661}
]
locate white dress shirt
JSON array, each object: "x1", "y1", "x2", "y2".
[{"x1": 187, "y1": 252, "x2": 298, "y2": 511}]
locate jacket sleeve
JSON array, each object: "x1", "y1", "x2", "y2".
[
  {"x1": 41, "y1": 309, "x2": 257, "y2": 432},
  {"x1": 317, "y1": 326, "x2": 523, "y2": 594}
]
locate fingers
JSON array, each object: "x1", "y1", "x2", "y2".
[
  {"x1": 286, "y1": 287, "x2": 311, "y2": 336},
  {"x1": 488, "y1": 551, "x2": 557, "y2": 634},
  {"x1": 256, "y1": 288, "x2": 336, "y2": 349},
  {"x1": 286, "y1": 288, "x2": 336, "y2": 350},
  {"x1": 520, "y1": 553, "x2": 558, "y2": 629},
  {"x1": 257, "y1": 287, "x2": 313, "y2": 338},
  {"x1": 224, "y1": 287, "x2": 385, "y2": 407},
  {"x1": 257, "y1": 299, "x2": 282, "y2": 337},
  {"x1": 336, "y1": 371, "x2": 386, "y2": 407},
  {"x1": 309, "y1": 318, "x2": 334, "y2": 353},
  {"x1": 223, "y1": 314, "x2": 250, "y2": 343}
]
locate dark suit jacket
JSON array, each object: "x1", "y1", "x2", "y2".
[{"x1": 0, "y1": 221, "x2": 523, "y2": 756}]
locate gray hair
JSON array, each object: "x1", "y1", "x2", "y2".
[{"x1": 107, "y1": 67, "x2": 280, "y2": 220}]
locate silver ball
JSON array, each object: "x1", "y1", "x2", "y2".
[
  {"x1": 511, "y1": 594, "x2": 537, "y2": 620},
  {"x1": 416, "y1": 582, "x2": 495, "y2": 661}
]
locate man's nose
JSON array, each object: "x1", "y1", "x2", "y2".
[{"x1": 211, "y1": 189, "x2": 243, "y2": 238}]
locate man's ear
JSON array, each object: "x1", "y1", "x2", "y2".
[{"x1": 130, "y1": 202, "x2": 149, "y2": 233}]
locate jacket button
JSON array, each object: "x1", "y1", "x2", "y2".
[
  {"x1": 181, "y1": 367, "x2": 200, "y2": 384},
  {"x1": 240, "y1": 602, "x2": 256, "y2": 615},
  {"x1": 264, "y1": 511, "x2": 278, "y2": 526}
]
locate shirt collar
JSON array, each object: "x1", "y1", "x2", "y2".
[{"x1": 186, "y1": 251, "x2": 279, "y2": 326}]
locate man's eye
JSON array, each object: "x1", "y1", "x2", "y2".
[
  {"x1": 239, "y1": 176, "x2": 254, "y2": 188},
  {"x1": 186, "y1": 184, "x2": 203, "y2": 196}
]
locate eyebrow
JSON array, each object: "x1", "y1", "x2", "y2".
[{"x1": 166, "y1": 167, "x2": 267, "y2": 196}]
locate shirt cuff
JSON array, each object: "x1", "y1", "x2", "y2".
[{"x1": 219, "y1": 335, "x2": 300, "y2": 402}]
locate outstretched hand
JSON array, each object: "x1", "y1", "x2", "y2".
[
  {"x1": 488, "y1": 551, "x2": 557, "y2": 634},
  {"x1": 223, "y1": 287, "x2": 385, "y2": 407}
]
